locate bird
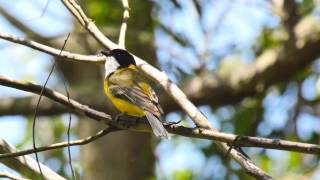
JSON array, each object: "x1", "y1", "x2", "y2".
[{"x1": 101, "y1": 49, "x2": 169, "y2": 138}]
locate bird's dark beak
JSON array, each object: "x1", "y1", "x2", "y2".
[{"x1": 101, "y1": 50, "x2": 111, "y2": 56}]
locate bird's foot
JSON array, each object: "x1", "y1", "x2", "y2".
[{"x1": 114, "y1": 113, "x2": 125, "y2": 122}]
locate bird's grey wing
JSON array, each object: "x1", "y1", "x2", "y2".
[
  {"x1": 109, "y1": 84, "x2": 160, "y2": 116},
  {"x1": 109, "y1": 69, "x2": 163, "y2": 116}
]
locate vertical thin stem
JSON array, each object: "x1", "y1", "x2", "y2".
[{"x1": 118, "y1": 0, "x2": 130, "y2": 48}]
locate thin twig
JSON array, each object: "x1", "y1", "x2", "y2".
[
  {"x1": 118, "y1": 0, "x2": 130, "y2": 48},
  {"x1": 0, "y1": 76, "x2": 319, "y2": 155},
  {"x1": 0, "y1": 32, "x2": 105, "y2": 63},
  {"x1": 39, "y1": 0, "x2": 51, "y2": 18},
  {"x1": 32, "y1": 59, "x2": 57, "y2": 179},
  {"x1": 32, "y1": 33, "x2": 71, "y2": 178},
  {"x1": 0, "y1": 124, "x2": 319, "y2": 159},
  {"x1": 56, "y1": 33, "x2": 76, "y2": 180},
  {"x1": 170, "y1": 126, "x2": 320, "y2": 155},
  {"x1": 66, "y1": 104, "x2": 76, "y2": 180},
  {"x1": 0, "y1": 127, "x2": 117, "y2": 159},
  {"x1": 29, "y1": 0, "x2": 51, "y2": 20},
  {"x1": 65, "y1": 83, "x2": 76, "y2": 179}
]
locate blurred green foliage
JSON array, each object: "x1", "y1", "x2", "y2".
[
  {"x1": 300, "y1": 0, "x2": 315, "y2": 15},
  {"x1": 84, "y1": 0, "x2": 122, "y2": 26},
  {"x1": 172, "y1": 170, "x2": 194, "y2": 180}
]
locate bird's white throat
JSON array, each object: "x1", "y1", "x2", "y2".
[{"x1": 104, "y1": 56, "x2": 120, "y2": 78}]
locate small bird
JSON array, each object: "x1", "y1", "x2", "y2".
[{"x1": 101, "y1": 49, "x2": 169, "y2": 138}]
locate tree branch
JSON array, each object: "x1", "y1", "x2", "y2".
[
  {"x1": 0, "y1": 139, "x2": 65, "y2": 180},
  {"x1": 0, "y1": 76, "x2": 112, "y2": 124},
  {"x1": 0, "y1": 127, "x2": 118, "y2": 159},
  {"x1": 1, "y1": 76, "x2": 319, "y2": 155},
  {"x1": 0, "y1": 32, "x2": 104, "y2": 64},
  {"x1": 118, "y1": 0, "x2": 130, "y2": 48}
]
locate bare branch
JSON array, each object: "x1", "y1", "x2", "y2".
[
  {"x1": 118, "y1": 0, "x2": 130, "y2": 48},
  {"x1": 1, "y1": 124, "x2": 319, "y2": 160},
  {"x1": 0, "y1": 139, "x2": 66, "y2": 180},
  {"x1": 0, "y1": 76, "x2": 113, "y2": 124},
  {"x1": 0, "y1": 127, "x2": 118, "y2": 159},
  {"x1": 0, "y1": 32, "x2": 104, "y2": 64},
  {"x1": 172, "y1": 127, "x2": 320, "y2": 155},
  {"x1": 1, "y1": 76, "x2": 319, "y2": 156}
]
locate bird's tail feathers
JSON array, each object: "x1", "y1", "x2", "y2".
[{"x1": 145, "y1": 111, "x2": 169, "y2": 139}]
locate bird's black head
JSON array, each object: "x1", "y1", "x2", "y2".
[{"x1": 101, "y1": 49, "x2": 136, "y2": 68}]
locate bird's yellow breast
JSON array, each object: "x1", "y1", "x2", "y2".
[{"x1": 104, "y1": 79, "x2": 145, "y2": 117}]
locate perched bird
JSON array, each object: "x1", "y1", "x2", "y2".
[{"x1": 102, "y1": 49, "x2": 169, "y2": 138}]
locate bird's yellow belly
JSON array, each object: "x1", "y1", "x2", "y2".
[{"x1": 104, "y1": 80, "x2": 145, "y2": 117}]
